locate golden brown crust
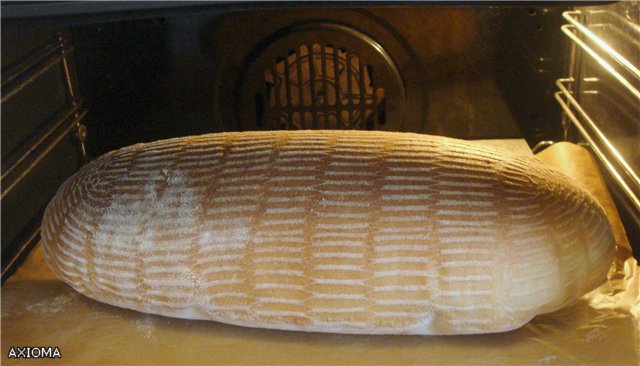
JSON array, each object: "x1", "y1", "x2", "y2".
[{"x1": 41, "y1": 130, "x2": 615, "y2": 334}]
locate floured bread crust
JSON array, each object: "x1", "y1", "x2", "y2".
[{"x1": 41, "y1": 130, "x2": 615, "y2": 335}]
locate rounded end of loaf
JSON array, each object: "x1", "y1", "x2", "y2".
[
  {"x1": 40, "y1": 131, "x2": 617, "y2": 335},
  {"x1": 494, "y1": 154, "x2": 616, "y2": 323},
  {"x1": 41, "y1": 152, "x2": 117, "y2": 298}
]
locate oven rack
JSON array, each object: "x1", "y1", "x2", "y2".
[
  {"x1": 0, "y1": 31, "x2": 88, "y2": 282},
  {"x1": 556, "y1": 10, "x2": 640, "y2": 215}
]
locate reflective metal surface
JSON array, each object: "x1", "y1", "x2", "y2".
[
  {"x1": 557, "y1": 2, "x2": 640, "y2": 226},
  {"x1": 555, "y1": 78, "x2": 640, "y2": 214}
]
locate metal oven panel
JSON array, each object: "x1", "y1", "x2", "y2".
[{"x1": 1, "y1": 27, "x2": 87, "y2": 280}]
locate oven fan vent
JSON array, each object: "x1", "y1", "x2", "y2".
[{"x1": 257, "y1": 44, "x2": 386, "y2": 130}]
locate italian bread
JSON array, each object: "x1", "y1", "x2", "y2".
[{"x1": 41, "y1": 130, "x2": 615, "y2": 335}]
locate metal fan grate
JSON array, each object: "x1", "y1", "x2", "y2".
[{"x1": 259, "y1": 44, "x2": 386, "y2": 130}]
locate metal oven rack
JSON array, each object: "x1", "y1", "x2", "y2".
[
  {"x1": 0, "y1": 30, "x2": 88, "y2": 282},
  {"x1": 555, "y1": 8, "x2": 640, "y2": 221}
]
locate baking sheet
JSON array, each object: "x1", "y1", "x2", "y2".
[{"x1": 2, "y1": 139, "x2": 639, "y2": 365}]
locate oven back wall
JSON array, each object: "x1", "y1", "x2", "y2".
[{"x1": 70, "y1": 6, "x2": 566, "y2": 158}]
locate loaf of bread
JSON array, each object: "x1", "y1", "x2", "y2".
[{"x1": 42, "y1": 130, "x2": 615, "y2": 335}]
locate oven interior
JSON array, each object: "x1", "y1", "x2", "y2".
[
  {"x1": 3, "y1": 2, "x2": 638, "y2": 279},
  {"x1": 1, "y1": 2, "x2": 639, "y2": 364}
]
